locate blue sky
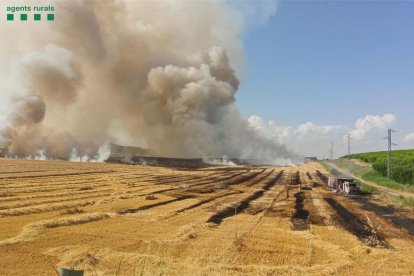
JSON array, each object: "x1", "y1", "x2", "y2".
[{"x1": 235, "y1": 0, "x2": 414, "y2": 157}]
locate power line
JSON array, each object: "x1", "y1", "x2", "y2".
[{"x1": 383, "y1": 129, "x2": 397, "y2": 180}]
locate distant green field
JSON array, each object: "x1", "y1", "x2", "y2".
[{"x1": 345, "y1": 149, "x2": 414, "y2": 186}]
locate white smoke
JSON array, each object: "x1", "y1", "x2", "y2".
[
  {"x1": 26, "y1": 149, "x2": 48, "y2": 161},
  {"x1": 69, "y1": 143, "x2": 110, "y2": 163},
  {"x1": 203, "y1": 156, "x2": 236, "y2": 166}
]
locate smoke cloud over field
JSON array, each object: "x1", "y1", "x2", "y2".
[{"x1": 0, "y1": 0, "x2": 297, "y2": 164}]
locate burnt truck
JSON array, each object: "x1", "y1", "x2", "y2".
[{"x1": 328, "y1": 177, "x2": 359, "y2": 195}]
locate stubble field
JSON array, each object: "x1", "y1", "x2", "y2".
[{"x1": 0, "y1": 158, "x2": 413, "y2": 275}]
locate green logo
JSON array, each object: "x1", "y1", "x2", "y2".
[{"x1": 6, "y1": 5, "x2": 55, "y2": 21}]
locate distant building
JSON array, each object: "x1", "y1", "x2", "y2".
[{"x1": 304, "y1": 157, "x2": 318, "y2": 162}]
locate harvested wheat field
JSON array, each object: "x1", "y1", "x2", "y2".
[{"x1": 0, "y1": 158, "x2": 414, "y2": 275}]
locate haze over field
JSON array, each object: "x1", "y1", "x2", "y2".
[{"x1": 0, "y1": 0, "x2": 296, "y2": 163}]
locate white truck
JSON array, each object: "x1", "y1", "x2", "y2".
[{"x1": 328, "y1": 177, "x2": 359, "y2": 195}]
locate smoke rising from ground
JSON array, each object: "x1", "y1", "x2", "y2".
[{"x1": 0, "y1": 0, "x2": 298, "y2": 164}]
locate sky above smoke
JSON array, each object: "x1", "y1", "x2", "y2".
[{"x1": 0, "y1": 0, "x2": 297, "y2": 163}]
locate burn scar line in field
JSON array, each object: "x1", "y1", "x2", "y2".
[
  {"x1": 143, "y1": 170, "x2": 254, "y2": 197},
  {"x1": 324, "y1": 197, "x2": 391, "y2": 248},
  {"x1": 239, "y1": 172, "x2": 292, "y2": 236},
  {"x1": 263, "y1": 188, "x2": 289, "y2": 217},
  {"x1": 162, "y1": 191, "x2": 244, "y2": 219},
  {"x1": 185, "y1": 170, "x2": 250, "y2": 188},
  {"x1": 316, "y1": 170, "x2": 328, "y2": 185},
  {"x1": 291, "y1": 191, "x2": 309, "y2": 231},
  {"x1": 146, "y1": 170, "x2": 248, "y2": 196},
  {"x1": 164, "y1": 170, "x2": 278, "y2": 219},
  {"x1": 245, "y1": 169, "x2": 275, "y2": 187},
  {"x1": 225, "y1": 169, "x2": 266, "y2": 186},
  {"x1": 207, "y1": 171, "x2": 284, "y2": 225},
  {"x1": 116, "y1": 196, "x2": 193, "y2": 215},
  {"x1": 351, "y1": 197, "x2": 414, "y2": 236},
  {"x1": 154, "y1": 170, "x2": 233, "y2": 185}
]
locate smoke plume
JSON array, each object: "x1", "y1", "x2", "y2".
[{"x1": 0, "y1": 0, "x2": 298, "y2": 164}]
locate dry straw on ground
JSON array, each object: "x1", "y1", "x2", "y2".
[{"x1": 0, "y1": 159, "x2": 413, "y2": 275}]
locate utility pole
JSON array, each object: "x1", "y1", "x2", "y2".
[
  {"x1": 328, "y1": 147, "x2": 331, "y2": 160},
  {"x1": 383, "y1": 129, "x2": 397, "y2": 180},
  {"x1": 330, "y1": 141, "x2": 334, "y2": 160},
  {"x1": 347, "y1": 134, "x2": 351, "y2": 158}
]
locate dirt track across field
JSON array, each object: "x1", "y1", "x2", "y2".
[{"x1": 0, "y1": 159, "x2": 413, "y2": 275}]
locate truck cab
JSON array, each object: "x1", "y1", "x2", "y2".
[
  {"x1": 327, "y1": 177, "x2": 359, "y2": 195},
  {"x1": 343, "y1": 181, "x2": 359, "y2": 195}
]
